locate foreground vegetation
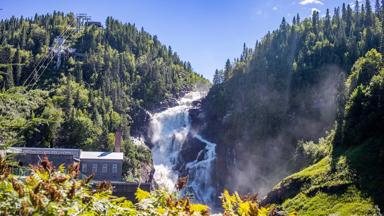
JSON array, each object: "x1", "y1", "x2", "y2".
[{"x1": 0, "y1": 156, "x2": 294, "y2": 216}]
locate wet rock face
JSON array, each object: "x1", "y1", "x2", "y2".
[
  {"x1": 174, "y1": 99, "x2": 207, "y2": 174},
  {"x1": 130, "y1": 104, "x2": 152, "y2": 146},
  {"x1": 177, "y1": 134, "x2": 206, "y2": 175},
  {"x1": 189, "y1": 102, "x2": 206, "y2": 131},
  {"x1": 138, "y1": 161, "x2": 155, "y2": 183},
  {"x1": 152, "y1": 90, "x2": 190, "y2": 113}
]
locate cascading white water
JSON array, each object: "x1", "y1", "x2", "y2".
[
  {"x1": 183, "y1": 134, "x2": 216, "y2": 204},
  {"x1": 149, "y1": 91, "x2": 216, "y2": 204}
]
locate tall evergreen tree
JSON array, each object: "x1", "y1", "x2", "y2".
[
  {"x1": 224, "y1": 59, "x2": 232, "y2": 81},
  {"x1": 366, "y1": 0, "x2": 374, "y2": 26},
  {"x1": 375, "y1": 0, "x2": 381, "y2": 14},
  {"x1": 5, "y1": 65, "x2": 14, "y2": 88},
  {"x1": 296, "y1": 13, "x2": 301, "y2": 24},
  {"x1": 15, "y1": 48, "x2": 22, "y2": 85}
]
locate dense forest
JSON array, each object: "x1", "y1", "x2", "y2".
[
  {"x1": 0, "y1": 12, "x2": 208, "y2": 181},
  {"x1": 201, "y1": 0, "x2": 384, "y2": 214}
]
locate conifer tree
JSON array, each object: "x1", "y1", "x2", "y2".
[
  {"x1": 366, "y1": 0, "x2": 374, "y2": 26},
  {"x1": 296, "y1": 13, "x2": 301, "y2": 24},
  {"x1": 224, "y1": 59, "x2": 232, "y2": 81},
  {"x1": 6, "y1": 65, "x2": 14, "y2": 88},
  {"x1": 15, "y1": 48, "x2": 22, "y2": 85}
]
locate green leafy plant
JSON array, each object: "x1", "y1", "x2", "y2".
[{"x1": 0, "y1": 155, "x2": 288, "y2": 215}]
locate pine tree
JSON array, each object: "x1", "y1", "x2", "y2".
[
  {"x1": 365, "y1": 0, "x2": 373, "y2": 26},
  {"x1": 224, "y1": 59, "x2": 232, "y2": 81},
  {"x1": 296, "y1": 13, "x2": 301, "y2": 24},
  {"x1": 325, "y1": 9, "x2": 332, "y2": 38},
  {"x1": 213, "y1": 69, "x2": 225, "y2": 85},
  {"x1": 342, "y1": 3, "x2": 347, "y2": 21},
  {"x1": 312, "y1": 11, "x2": 319, "y2": 34},
  {"x1": 381, "y1": 6, "x2": 384, "y2": 53},
  {"x1": 64, "y1": 77, "x2": 74, "y2": 116},
  {"x1": 75, "y1": 62, "x2": 83, "y2": 85},
  {"x1": 346, "y1": 5, "x2": 353, "y2": 36},
  {"x1": 355, "y1": 0, "x2": 360, "y2": 22},
  {"x1": 6, "y1": 65, "x2": 14, "y2": 88},
  {"x1": 376, "y1": 0, "x2": 381, "y2": 15},
  {"x1": 15, "y1": 48, "x2": 22, "y2": 85},
  {"x1": 213, "y1": 69, "x2": 221, "y2": 85},
  {"x1": 382, "y1": 0, "x2": 384, "y2": 15},
  {"x1": 21, "y1": 26, "x2": 27, "y2": 49}
]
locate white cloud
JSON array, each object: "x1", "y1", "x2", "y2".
[
  {"x1": 299, "y1": 0, "x2": 324, "y2": 5},
  {"x1": 272, "y1": 6, "x2": 278, "y2": 11}
]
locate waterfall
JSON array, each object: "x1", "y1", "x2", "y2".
[
  {"x1": 183, "y1": 134, "x2": 216, "y2": 204},
  {"x1": 149, "y1": 91, "x2": 217, "y2": 205}
]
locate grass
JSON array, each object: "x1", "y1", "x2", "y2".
[
  {"x1": 269, "y1": 140, "x2": 382, "y2": 215},
  {"x1": 282, "y1": 186, "x2": 378, "y2": 216}
]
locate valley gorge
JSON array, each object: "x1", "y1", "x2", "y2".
[{"x1": 1, "y1": 0, "x2": 384, "y2": 214}]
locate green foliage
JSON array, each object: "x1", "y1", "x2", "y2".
[
  {"x1": 276, "y1": 153, "x2": 380, "y2": 216},
  {"x1": 343, "y1": 63, "x2": 384, "y2": 147},
  {"x1": 345, "y1": 49, "x2": 383, "y2": 95},
  {"x1": 202, "y1": 1, "x2": 384, "y2": 199},
  {"x1": 122, "y1": 140, "x2": 152, "y2": 183},
  {"x1": 0, "y1": 156, "x2": 137, "y2": 215},
  {"x1": 0, "y1": 156, "x2": 283, "y2": 215},
  {"x1": 297, "y1": 130, "x2": 334, "y2": 163},
  {"x1": 282, "y1": 186, "x2": 378, "y2": 216},
  {"x1": 0, "y1": 13, "x2": 209, "y2": 108},
  {"x1": 220, "y1": 190, "x2": 275, "y2": 216},
  {"x1": 266, "y1": 49, "x2": 384, "y2": 214}
]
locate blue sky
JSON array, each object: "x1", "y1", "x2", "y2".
[{"x1": 0, "y1": 0, "x2": 358, "y2": 80}]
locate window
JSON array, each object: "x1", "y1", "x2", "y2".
[
  {"x1": 112, "y1": 164, "x2": 118, "y2": 174},
  {"x1": 92, "y1": 164, "x2": 98, "y2": 173},
  {"x1": 82, "y1": 163, "x2": 87, "y2": 173},
  {"x1": 102, "y1": 164, "x2": 108, "y2": 173}
]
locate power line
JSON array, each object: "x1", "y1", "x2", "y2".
[
  {"x1": 22, "y1": 27, "x2": 71, "y2": 87},
  {"x1": 23, "y1": 25, "x2": 75, "y2": 88},
  {"x1": 27, "y1": 27, "x2": 76, "y2": 90}
]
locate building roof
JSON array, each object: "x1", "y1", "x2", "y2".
[
  {"x1": 8, "y1": 147, "x2": 81, "y2": 158},
  {"x1": 80, "y1": 151, "x2": 124, "y2": 160},
  {"x1": 5, "y1": 147, "x2": 123, "y2": 161}
]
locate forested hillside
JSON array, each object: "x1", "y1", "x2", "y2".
[
  {"x1": 262, "y1": 49, "x2": 383, "y2": 215},
  {"x1": 201, "y1": 0, "x2": 384, "y2": 206},
  {"x1": 0, "y1": 12, "x2": 207, "y2": 181}
]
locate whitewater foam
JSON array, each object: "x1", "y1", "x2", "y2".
[{"x1": 149, "y1": 91, "x2": 217, "y2": 205}]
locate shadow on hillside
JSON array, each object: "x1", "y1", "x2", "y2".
[{"x1": 331, "y1": 140, "x2": 384, "y2": 211}]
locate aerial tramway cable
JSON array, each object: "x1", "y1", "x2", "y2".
[
  {"x1": 23, "y1": 26, "x2": 74, "y2": 87},
  {"x1": 22, "y1": 27, "x2": 70, "y2": 87},
  {"x1": 22, "y1": 25, "x2": 75, "y2": 88},
  {"x1": 28, "y1": 27, "x2": 76, "y2": 90}
]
